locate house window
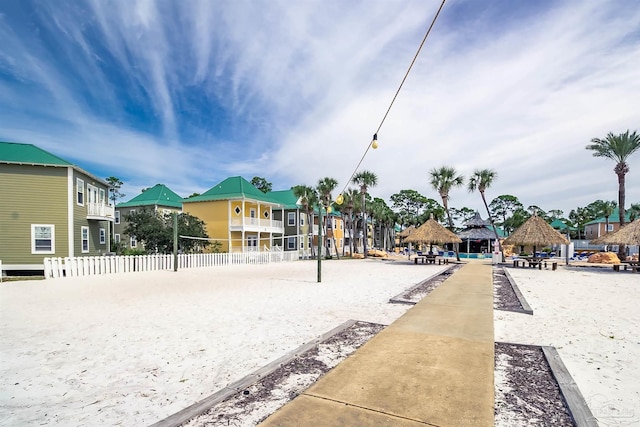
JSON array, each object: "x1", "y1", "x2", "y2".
[
  {"x1": 607, "y1": 224, "x2": 614, "y2": 232},
  {"x1": 300, "y1": 239, "x2": 304, "y2": 249},
  {"x1": 100, "y1": 228, "x2": 106, "y2": 244},
  {"x1": 287, "y1": 237, "x2": 296, "y2": 250},
  {"x1": 31, "y1": 224, "x2": 55, "y2": 254},
  {"x1": 114, "y1": 234, "x2": 120, "y2": 243},
  {"x1": 234, "y1": 206, "x2": 241, "y2": 215},
  {"x1": 340, "y1": 238, "x2": 343, "y2": 248},
  {"x1": 130, "y1": 236, "x2": 137, "y2": 248},
  {"x1": 300, "y1": 215, "x2": 305, "y2": 226},
  {"x1": 263, "y1": 211, "x2": 269, "y2": 218},
  {"x1": 115, "y1": 211, "x2": 120, "y2": 224},
  {"x1": 327, "y1": 239, "x2": 332, "y2": 248},
  {"x1": 99, "y1": 188, "x2": 106, "y2": 204},
  {"x1": 76, "y1": 178, "x2": 84, "y2": 205},
  {"x1": 288, "y1": 212, "x2": 296, "y2": 226},
  {"x1": 81, "y1": 226, "x2": 89, "y2": 253}
]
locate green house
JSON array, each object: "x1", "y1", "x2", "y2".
[{"x1": 0, "y1": 142, "x2": 114, "y2": 273}]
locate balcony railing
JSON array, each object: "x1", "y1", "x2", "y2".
[
  {"x1": 229, "y1": 217, "x2": 284, "y2": 232},
  {"x1": 87, "y1": 203, "x2": 115, "y2": 220}
]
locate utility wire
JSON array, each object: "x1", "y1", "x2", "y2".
[{"x1": 337, "y1": 0, "x2": 447, "y2": 200}]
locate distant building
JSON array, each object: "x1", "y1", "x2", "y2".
[
  {"x1": 114, "y1": 184, "x2": 183, "y2": 250},
  {"x1": 584, "y1": 208, "x2": 631, "y2": 239}
]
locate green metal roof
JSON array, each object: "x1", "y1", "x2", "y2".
[
  {"x1": 549, "y1": 218, "x2": 576, "y2": 231},
  {"x1": 0, "y1": 141, "x2": 109, "y2": 185},
  {"x1": 0, "y1": 141, "x2": 72, "y2": 166},
  {"x1": 117, "y1": 184, "x2": 183, "y2": 208},
  {"x1": 185, "y1": 176, "x2": 280, "y2": 204},
  {"x1": 585, "y1": 208, "x2": 630, "y2": 225},
  {"x1": 267, "y1": 189, "x2": 299, "y2": 209}
]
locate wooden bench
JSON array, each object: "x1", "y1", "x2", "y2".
[{"x1": 513, "y1": 259, "x2": 557, "y2": 270}]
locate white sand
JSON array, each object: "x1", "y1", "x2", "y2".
[
  {"x1": 0, "y1": 258, "x2": 442, "y2": 426},
  {"x1": 2, "y1": 260, "x2": 639, "y2": 426},
  {"x1": 494, "y1": 266, "x2": 640, "y2": 426}
]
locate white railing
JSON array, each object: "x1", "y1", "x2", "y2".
[
  {"x1": 229, "y1": 218, "x2": 284, "y2": 230},
  {"x1": 42, "y1": 249, "x2": 300, "y2": 279},
  {"x1": 87, "y1": 203, "x2": 115, "y2": 219}
]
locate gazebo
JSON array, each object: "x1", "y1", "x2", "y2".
[{"x1": 456, "y1": 212, "x2": 497, "y2": 254}]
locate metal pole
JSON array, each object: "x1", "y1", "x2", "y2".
[
  {"x1": 317, "y1": 205, "x2": 323, "y2": 282},
  {"x1": 173, "y1": 212, "x2": 178, "y2": 272}
]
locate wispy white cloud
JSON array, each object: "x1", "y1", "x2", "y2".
[{"x1": 0, "y1": 0, "x2": 638, "y2": 216}]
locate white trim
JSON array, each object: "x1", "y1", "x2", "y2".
[
  {"x1": 81, "y1": 226, "x2": 89, "y2": 253},
  {"x1": 68, "y1": 168, "x2": 74, "y2": 257},
  {"x1": 76, "y1": 178, "x2": 85, "y2": 206},
  {"x1": 31, "y1": 224, "x2": 55, "y2": 254}
]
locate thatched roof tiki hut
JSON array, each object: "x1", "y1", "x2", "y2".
[
  {"x1": 405, "y1": 215, "x2": 462, "y2": 258},
  {"x1": 397, "y1": 225, "x2": 416, "y2": 259},
  {"x1": 503, "y1": 213, "x2": 569, "y2": 256}
]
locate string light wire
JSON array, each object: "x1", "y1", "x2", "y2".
[{"x1": 336, "y1": 0, "x2": 447, "y2": 201}]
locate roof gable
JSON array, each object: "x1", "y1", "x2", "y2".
[
  {"x1": 117, "y1": 184, "x2": 183, "y2": 208},
  {"x1": 0, "y1": 141, "x2": 72, "y2": 166},
  {"x1": 185, "y1": 176, "x2": 279, "y2": 204}
]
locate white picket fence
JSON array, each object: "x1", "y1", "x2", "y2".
[{"x1": 43, "y1": 250, "x2": 300, "y2": 279}]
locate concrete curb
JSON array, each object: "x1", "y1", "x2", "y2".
[
  {"x1": 149, "y1": 319, "x2": 361, "y2": 427},
  {"x1": 388, "y1": 265, "x2": 455, "y2": 305},
  {"x1": 502, "y1": 268, "x2": 534, "y2": 315},
  {"x1": 541, "y1": 346, "x2": 598, "y2": 427}
]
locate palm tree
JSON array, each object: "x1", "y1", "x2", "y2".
[
  {"x1": 292, "y1": 185, "x2": 318, "y2": 258},
  {"x1": 468, "y1": 169, "x2": 503, "y2": 260},
  {"x1": 430, "y1": 166, "x2": 464, "y2": 261},
  {"x1": 628, "y1": 203, "x2": 640, "y2": 221},
  {"x1": 352, "y1": 170, "x2": 378, "y2": 257},
  {"x1": 316, "y1": 177, "x2": 339, "y2": 258},
  {"x1": 600, "y1": 201, "x2": 617, "y2": 236},
  {"x1": 587, "y1": 130, "x2": 640, "y2": 256},
  {"x1": 343, "y1": 188, "x2": 360, "y2": 256}
]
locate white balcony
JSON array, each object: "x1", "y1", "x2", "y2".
[
  {"x1": 229, "y1": 217, "x2": 284, "y2": 233},
  {"x1": 87, "y1": 203, "x2": 115, "y2": 221}
]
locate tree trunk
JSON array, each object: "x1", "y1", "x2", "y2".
[
  {"x1": 443, "y1": 197, "x2": 460, "y2": 261},
  {"x1": 482, "y1": 191, "x2": 504, "y2": 261},
  {"x1": 362, "y1": 192, "x2": 368, "y2": 257},
  {"x1": 618, "y1": 171, "x2": 627, "y2": 260}
]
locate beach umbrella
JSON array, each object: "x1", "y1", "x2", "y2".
[
  {"x1": 590, "y1": 219, "x2": 640, "y2": 245},
  {"x1": 404, "y1": 216, "x2": 462, "y2": 245},
  {"x1": 503, "y1": 213, "x2": 569, "y2": 254}
]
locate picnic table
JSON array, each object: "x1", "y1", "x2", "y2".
[
  {"x1": 613, "y1": 261, "x2": 640, "y2": 272},
  {"x1": 414, "y1": 254, "x2": 448, "y2": 265},
  {"x1": 512, "y1": 257, "x2": 558, "y2": 270}
]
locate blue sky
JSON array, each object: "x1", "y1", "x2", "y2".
[{"x1": 1, "y1": 0, "x2": 639, "y2": 216}]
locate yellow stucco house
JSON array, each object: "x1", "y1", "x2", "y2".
[{"x1": 182, "y1": 176, "x2": 284, "y2": 253}]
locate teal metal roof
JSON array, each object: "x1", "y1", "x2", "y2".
[
  {"x1": 185, "y1": 176, "x2": 280, "y2": 204},
  {"x1": 585, "y1": 208, "x2": 630, "y2": 225},
  {"x1": 268, "y1": 189, "x2": 299, "y2": 209},
  {"x1": 0, "y1": 141, "x2": 109, "y2": 185},
  {"x1": 0, "y1": 141, "x2": 72, "y2": 166},
  {"x1": 117, "y1": 184, "x2": 183, "y2": 208},
  {"x1": 549, "y1": 218, "x2": 576, "y2": 231}
]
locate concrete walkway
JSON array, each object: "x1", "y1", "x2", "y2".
[{"x1": 260, "y1": 261, "x2": 495, "y2": 427}]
